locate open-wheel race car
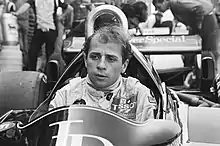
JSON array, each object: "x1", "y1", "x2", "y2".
[{"x1": 0, "y1": 4, "x2": 220, "y2": 146}]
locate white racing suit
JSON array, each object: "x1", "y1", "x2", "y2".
[{"x1": 49, "y1": 76, "x2": 157, "y2": 122}]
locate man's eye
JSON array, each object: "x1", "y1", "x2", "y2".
[
  {"x1": 107, "y1": 57, "x2": 117, "y2": 62},
  {"x1": 90, "y1": 54, "x2": 99, "y2": 60}
]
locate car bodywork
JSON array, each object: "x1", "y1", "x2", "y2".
[{"x1": 0, "y1": 4, "x2": 220, "y2": 146}]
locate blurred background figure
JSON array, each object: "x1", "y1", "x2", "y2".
[
  {"x1": 69, "y1": 0, "x2": 88, "y2": 29},
  {"x1": 133, "y1": 1, "x2": 148, "y2": 23},
  {"x1": 138, "y1": 9, "x2": 174, "y2": 34},
  {"x1": 12, "y1": 0, "x2": 73, "y2": 71},
  {"x1": 153, "y1": 0, "x2": 220, "y2": 74},
  {"x1": 121, "y1": 1, "x2": 148, "y2": 30},
  {"x1": 12, "y1": 0, "x2": 29, "y2": 70},
  {"x1": 121, "y1": 3, "x2": 138, "y2": 29},
  {"x1": 66, "y1": 0, "x2": 111, "y2": 38},
  {"x1": 54, "y1": 6, "x2": 73, "y2": 54},
  {"x1": 37, "y1": 5, "x2": 73, "y2": 73}
]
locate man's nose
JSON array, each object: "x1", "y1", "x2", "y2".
[
  {"x1": 157, "y1": 5, "x2": 162, "y2": 11},
  {"x1": 97, "y1": 57, "x2": 107, "y2": 70},
  {"x1": 155, "y1": 4, "x2": 161, "y2": 11}
]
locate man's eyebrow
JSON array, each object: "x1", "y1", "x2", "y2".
[
  {"x1": 89, "y1": 52, "x2": 100, "y2": 55},
  {"x1": 89, "y1": 52, "x2": 119, "y2": 59},
  {"x1": 106, "y1": 54, "x2": 119, "y2": 59}
]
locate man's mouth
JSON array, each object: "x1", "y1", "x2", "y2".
[{"x1": 96, "y1": 74, "x2": 107, "y2": 79}]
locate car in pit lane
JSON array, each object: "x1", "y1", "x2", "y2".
[{"x1": 0, "y1": 4, "x2": 220, "y2": 146}]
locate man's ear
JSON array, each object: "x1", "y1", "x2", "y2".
[
  {"x1": 83, "y1": 53, "x2": 87, "y2": 68},
  {"x1": 122, "y1": 59, "x2": 129, "y2": 73}
]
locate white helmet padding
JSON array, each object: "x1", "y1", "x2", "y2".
[{"x1": 85, "y1": 5, "x2": 128, "y2": 39}]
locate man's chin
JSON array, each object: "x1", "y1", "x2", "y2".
[{"x1": 93, "y1": 82, "x2": 109, "y2": 90}]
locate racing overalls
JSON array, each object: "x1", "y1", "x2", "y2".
[{"x1": 49, "y1": 76, "x2": 157, "y2": 122}]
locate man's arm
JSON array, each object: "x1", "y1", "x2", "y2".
[
  {"x1": 191, "y1": 5, "x2": 204, "y2": 30},
  {"x1": 13, "y1": 3, "x2": 30, "y2": 16},
  {"x1": 174, "y1": 0, "x2": 208, "y2": 30},
  {"x1": 62, "y1": 5, "x2": 74, "y2": 28},
  {"x1": 68, "y1": 6, "x2": 74, "y2": 29},
  {"x1": 58, "y1": 0, "x2": 73, "y2": 19},
  {"x1": 136, "y1": 85, "x2": 157, "y2": 122},
  {"x1": 61, "y1": 5, "x2": 73, "y2": 20},
  {"x1": 57, "y1": 0, "x2": 74, "y2": 28}
]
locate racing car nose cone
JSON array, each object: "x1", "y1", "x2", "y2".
[{"x1": 133, "y1": 119, "x2": 181, "y2": 145}]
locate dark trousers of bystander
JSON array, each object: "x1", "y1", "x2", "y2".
[
  {"x1": 183, "y1": 12, "x2": 220, "y2": 89},
  {"x1": 200, "y1": 12, "x2": 220, "y2": 74},
  {"x1": 28, "y1": 29, "x2": 58, "y2": 71},
  {"x1": 18, "y1": 20, "x2": 29, "y2": 70}
]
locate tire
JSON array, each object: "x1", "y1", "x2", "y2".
[
  {"x1": 0, "y1": 71, "x2": 47, "y2": 116},
  {"x1": 85, "y1": 4, "x2": 128, "y2": 38}
]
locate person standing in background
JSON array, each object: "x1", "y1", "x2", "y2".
[
  {"x1": 27, "y1": 5, "x2": 35, "y2": 48},
  {"x1": 153, "y1": 0, "x2": 220, "y2": 76},
  {"x1": 121, "y1": 3, "x2": 138, "y2": 29},
  {"x1": 69, "y1": 0, "x2": 88, "y2": 29},
  {"x1": 48, "y1": 6, "x2": 73, "y2": 74},
  {"x1": 26, "y1": 5, "x2": 73, "y2": 73},
  {"x1": 133, "y1": 1, "x2": 148, "y2": 23},
  {"x1": 12, "y1": 0, "x2": 73, "y2": 71},
  {"x1": 138, "y1": 9, "x2": 175, "y2": 34},
  {"x1": 121, "y1": 1, "x2": 148, "y2": 30},
  {"x1": 54, "y1": 6, "x2": 73, "y2": 54},
  {"x1": 12, "y1": 0, "x2": 29, "y2": 71}
]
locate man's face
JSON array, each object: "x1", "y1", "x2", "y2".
[
  {"x1": 84, "y1": 36, "x2": 129, "y2": 89},
  {"x1": 154, "y1": 0, "x2": 169, "y2": 13},
  {"x1": 76, "y1": 0, "x2": 82, "y2": 4},
  {"x1": 140, "y1": 9, "x2": 148, "y2": 22}
]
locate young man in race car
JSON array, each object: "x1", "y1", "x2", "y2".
[
  {"x1": 49, "y1": 25, "x2": 157, "y2": 122},
  {"x1": 152, "y1": 0, "x2": 220, "y2": 75}
]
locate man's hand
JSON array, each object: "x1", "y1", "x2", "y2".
[
  {"x1": 11, "y1": 11, "x2": 18, "y2": 16},
  {"x1": 38, "y1": 24, "x2": 50, "y2": 32},
  {"x1": 57, "y1": 15, "x2": 64, "y2": 22},
  {"x1": 197, "y1": 22, "x2": 202, "y2": 30}
]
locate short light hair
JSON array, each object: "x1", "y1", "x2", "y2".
[{"x1": 83, "y1": 25, "x2": 133, "y2": 63}]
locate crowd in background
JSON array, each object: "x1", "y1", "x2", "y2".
[
  {"x1": 9, "y1": 0, "x2": 220, "y2": 75},
  {"x1": 12, "y1": 0, "x2": 155, "y2": 72}
]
